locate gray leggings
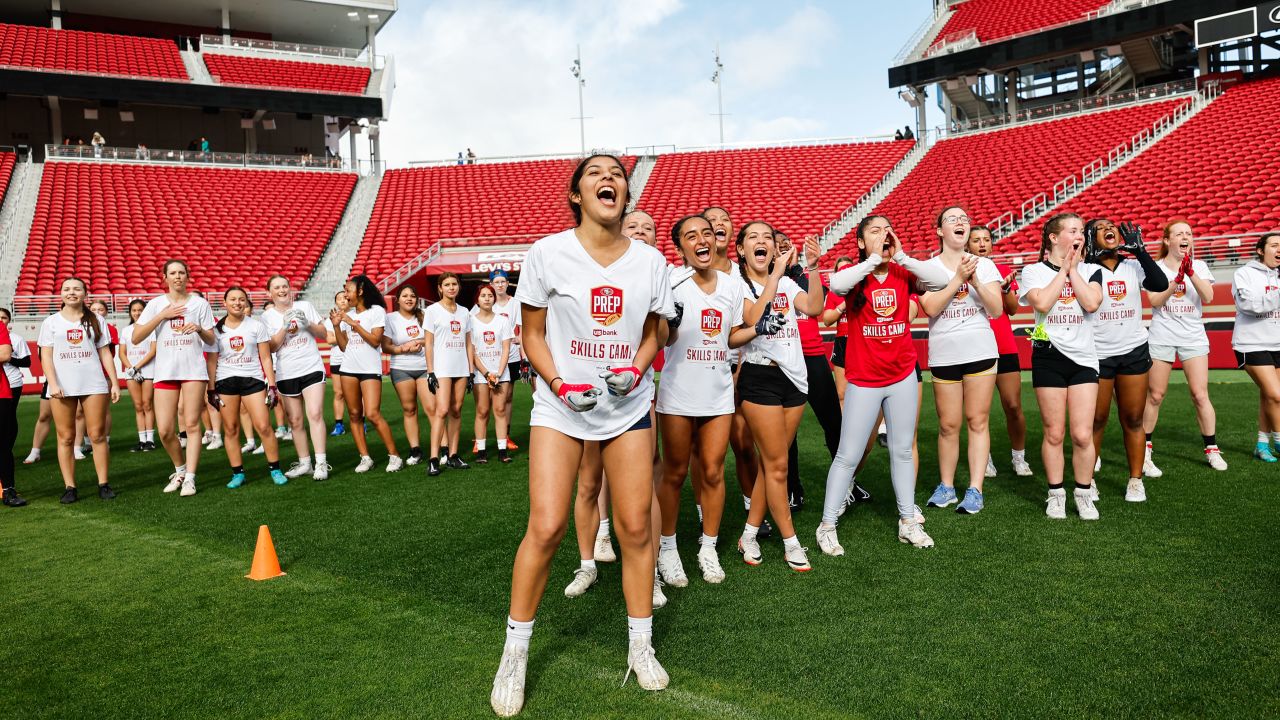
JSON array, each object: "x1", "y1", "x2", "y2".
[{"x1": 822, "y1": 372, "x2": 919, "y2": 524}]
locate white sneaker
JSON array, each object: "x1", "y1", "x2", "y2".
[
  {"x1": 180, "y1": 476, "x2": 197, "y2": 497},
  {"x1": 594, "y1": 534, "x2": 617, "y2": 563},
  {"x1": 897, "y1": 520, "x2": 935, "y2": 548},
  {"x1": 985, "y1": 455, "x2": 998, "y2": 478},
  {"x1": 1205, "y1": 447, "x2": 1228, "y2": 471},
  {"x1": 696, "y1": 544, "x2": 725, "y2": 584},
  {"x1": 657, "y1": 546, "x2": 688, "y2": 587},
  {"x1": 1125, "y1": 478, "x2": 1147, "y2": 503},
  {"x1": 312, "y1": 462, "x2": 332, "y2": 481},
  {"x1": 252, "y1": 444, "x2": 265, "y2": 455},
  {"x1": 563, "y1": 566, "x2": 598, "y2": 598},
  {"x1": 355, "y1": 456, "x2": 375, "y2": 473},
  {"x1": 386, "y1": 455, "x2": 404, "y2": 473},
  {"x1": 737, "y1": 534, "x2": 762, "y2": 566},
  {"x1": 1012, "y1": 455, "x2": 1033, "y2": 477},
  {"x1": 280, "y1": 428, "x2": 293, "y2": 441},
  {"x1": 201, "y1": 431, "x2": 212, "y2": 446},
  {"x1": 490, "y1": 644, "x2": 527, "y2": 718},
  {"x1": 624, "y1": 636, "x2": 669, "y2": 691},
  {"x1": 73, "y1": 447, "x2": 86, "y2": 460},
  {"x1": 1074, "y1": 487, "x2": 1099, "y2": 520},
  {"x1": 22, "y1": 449, "x2": 40, "y2": 464},
  {"x1": 783, "y1": 543, "x2": 812, "y2": 571},
  {"x1": 207, "y1": 435, "x2": 223, "y2": 451},
  {"x1": 816, "y1": 523, "x2": 844, "y2": 557},
  {"x1": 1143, "y1": 444, "x2": 1163, "y2": 478},
  {"x1": 163, "y1": 471, "x2": 183, "y2": 493},
  {"x1": 1094, "y1": 456, "x2": 1101, "y2": 473},
  {"x1": 914, "y1": 504, "x2": 927, "y2": 525},
  {"x1": 274, "y1": 427, "x2": 286, "y2": 439},
  {"x1": 1045, "y1": 488, "x2": 1067, "y2": 519},
  {"x1": 179, "y1": 436, "x2": 187, "y2": 449},
  {"x1": 652, "y1": 577, "x2": 667, "y2": 609},
  {"x1": 1091, "y1": 482, "x2": 1100, "y2": 502},
  {"x1": 241, "y1": 440, "x2": 256, "y2": 453},
  {"x1": 284, "y1": 460, "x2": 313, "y2": 478}
]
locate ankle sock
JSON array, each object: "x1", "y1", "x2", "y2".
[
  {"x1": 627, "y1": 615, "x2": 652, "y2": 643},
  {"x1": 1074, "y1": 482, "x2": 1091, "y2": 491},
  {"x1": 742, "y1": 523, "x2": 759, "y2": 539},
  {"x1": 580, "y1": 559, "x2": 596, "y2": 572},
  {"x1": 699, "y1": 533, "x2": 717, "y2": 548},
  {"x1": 505, "y1": 617, "x2": 534, "y2": 650},
  {"x1": 476, "y1": 439, "x2": 487, "y2": 451},
  {"x1": 497, "y1": 438, "x2": 508, "y2": 450},
  {"x1": 1202, "y1": 434, "x2": 1217, "y2": 447},
  {"x1": 231, "y1": 465, "x2": 244, "y2": 475},
  {"x1": 659, "y1": 534, "x2": 677, "y2": 552},
  {"x1": 1011, "y1": 448, "x2": 1025, "y2": 461},
  {"x1": 596, "y1": 518, "x2": 610, "y2": 539},
  {"x1": 782, "y1": 535, "x2": 801, "y2": 552}
]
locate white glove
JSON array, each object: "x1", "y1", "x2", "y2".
[
  {"x1": 598, "y1": 366, "x2": 642, "y2": 397},
  {"x1": 669, "y1": 265, "x2": 696, "y2": 289}
]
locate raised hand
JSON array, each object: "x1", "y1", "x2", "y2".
[
  {"x1": 803, "y1": 235, "x2": 824, "y2": 269},
  {"x1": 958, "y1": 254, "x2": 979, "y2": 281},
  {"x1": 1117, "y1": 222, "x2": 1145, "y2": 255}
]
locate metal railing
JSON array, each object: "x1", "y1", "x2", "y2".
[
  {"x1": 198, "y1": 34, "x2": 382, "y2": 67},
  {"x1": 8, "y1": 291, "x2": 275, "y2": 319},
  {"x1": 893, "y1": 1, "x2": 952, "y2": 65},
  {"x1": 951, "y1": 79, "x2": 1197, "y2": 135},
  {"x1": 45, "y1": 144, "x2": 350, "y2": 172},
  {"x1": 376, "y1": 242, "x2": 443, "y2": 293},
  {"x1": 925, "y1": 29, "x2": 979, "y2": 58},
  {"x1": 0, "y1": 61, "x2": 190, "y2": 83}
]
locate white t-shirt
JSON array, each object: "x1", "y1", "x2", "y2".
[
  {"x1": 475, "y1": 295, "x2": 522, "y2": 364},
  {"x1": 384, "y1": 311, "x2": 428, "y2": 371},
  {"x1": 6, "y1": 331, "x2": 28, "y2": 389},
  {"x1": 426, "y1": 302, "x2": 472, "y2": 378},
  {"x1": 471, "y1": 312, "x2": 512, "y2": 383},
  {"x1": 924, "y1": 256, "x2": 1000, "y2": 367},
  {"x1": 657, "y1": 271, "x2": 744, "y2": 417},
  {"x1": 1148, "y1": 259, "x2": 1211, "y2": 348},
  {"x1": 739, "y1": 275, "x2": 808, "y2": 394},
  {"x1": 122, "y1": 322, "x2": 155, "y2": 380},
  {"x1": 1018, "y1": 261, "x2": 1102, "y2": 371},
  {"x1": 214, "y1": 316, "x2": 270, "y2": 382},
  {"x1": 338, "y1": 305, "x2": 386, "y2": 376},
  {"x1": 515, "y1": 229, "x2": 675, "y2": 440},
  {"x1": 138, "y1": 294, "x2": 215, "y2": 382},
  {"x1": 1092, "y1": 258, "x2": 1149, "y2": 357},
  {"x1": 38, "y1": 312, "x2": 111, "y2": 396},
  {"x1": 323, "y1": 318, "x2": 344, "y2": 366},
  {"x1": 262, "y1": 302, "x2": 326, "y2": 381}
]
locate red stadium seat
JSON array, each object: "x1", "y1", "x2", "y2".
[
  {"x1": 0, "y1": 22, "x2": 187, "y2": 80},
  {"x1": 203, "y1": 53, "x2": 371, "y2": 95},
  {"x1": 931, "y1": 0, "x2": 1109, "y2": 48}
]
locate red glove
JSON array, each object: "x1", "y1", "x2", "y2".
[
  {"x1": 556, "y1": 381, "x2": 602, "y2": 412},
  {"x1": 1180, "y1": 253, "x2": 1194, "y2": 278},
  {"x1": 599, "y1": 366, "x2": 642, "y2": 397}
]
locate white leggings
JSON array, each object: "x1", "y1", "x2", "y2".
[{"x1": 822, "y1": 372, "x2": 919, "y2": 524}]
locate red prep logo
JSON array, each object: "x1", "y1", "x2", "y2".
[
  {"x1": 871, "y1": 288, "x2": 897, "y2": 318},
  {"x1": 1107, "y1": 280, "x2": 1127, "y2": 302},
  {"x1": 66, "y1": 327, "x2": 84, "y2": 345},
  {"x1": 169, "y1": 315, "x2": 186, "y2": 330},
  {"x1": 483, "y1": 330, "x2": 496, "y2": 345},
  {"x1": 407, "y1": 325, "x2": 420, "y2": 338},
  {"x1": 1173, "y1": 281, "x2": 1186, "y2": 298},
  {"x1": 1059, "y1": 284, "x2": 1077, "y2": 304},
  {"x1": 286, "y1": 319, "x2": 299, "y2": 334},
  {"x1": 591, "y1": 286, "x2": 623, "y2": 326},
  {"x1": 450, "y1": 320, "x2": 461, "y2": 335},
  {"x1": 771, "y1": 294, "x2": 790, "y2": 315},
  {"x1": 700, "y1": 308, "x2": 723, "y2": 338},
  {"x1": 230, "y1": 336, "x2": 245, "y2": 352},
  {"x1": 954, "y1": 282, "x2": 969, "y2": 301}
]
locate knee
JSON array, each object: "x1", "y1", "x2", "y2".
[
  {"x1": 1070, "y1": 427, "x2": 1094, "y2": 448},
  {"x1": 612, "y1": 510, "x2": 651, "y2": 547},
  {"x1": 1263, "y1": 389, "x2": 1280, "y2": 406},
  {"x1": 1120, "y1": 410, "x2": 1144, "y2": 431},
  {"x1": 1043, "y1": 426, "x2": 1065, "y2": 446},
  {"x1": 87, "y1": 429, "x2": 107, "y2": 444},
  {"x1": 1148, "y1": 387, "x2": 1166, "y2": 406},
  {"x1": 525, "y1": 517, "x2": 568, "y2": 550},
  {"x1": 364, "y1": 409, "x2": 383, "y2": 424},
  {"x1": 1189, "y1": 389, "x2": 1211, "y2": 409},
  {"x1": 965, "y1": 413, "x2": 989, "y2": 433}
]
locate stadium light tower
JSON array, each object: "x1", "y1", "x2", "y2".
[
  {"x1": 711, "y1": 45, "x2": 726, "y2": 145},
  {"x1": 571, "y1": 46, "x2": 586, "y2": 156}
]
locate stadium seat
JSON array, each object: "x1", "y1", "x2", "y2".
[
  {"x1": 931, "y1": 0, "x2": 1108, "y2": 48},
  {"x1": 18, "y1": 163, "x2": 356, "y2": 296},
  {"x1": 203, "y1": 53, "x2": 371, "y2": 95},
  {"x1": 0, "y1": 152, "x2": 15, "y2": 210},
  {"x1": 0, "y1": 22, "x2": 187, "y2": 80}
]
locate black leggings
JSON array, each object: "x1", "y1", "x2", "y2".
[
  {"x1": 786, "y1": 354, "x2": 843, "y2": 499},
  {"x1": 0, "y1": 387, "x2": 20, "y2": 491}
]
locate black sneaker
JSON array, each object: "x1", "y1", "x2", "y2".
[
  {"x1": 427, "y1": 458, "x2": 441, "y2": 477},
  {"x1": 60, "y1": 487, "x2": 79, "y2": 504},
  {"x1": 408, "y1": 447, "x2": 423, "y2": 464},
  {"x1": 2, "y1": 488, "x2": 28, "y2": 507},
  {"x1": 439, "y1": 446, "x2": 449, "y2": 461},
  {"x1": 447, "y1": 454, "x2": 470, "y2": 470},
  {"x1": 498, "y1": 448, "x2": 511, "y2": 464},
  {"x1": 789, "y1": 493, "x2": 804, "y2": 512},
  {"x1": 758, "y1": 518, "x2": 773, "y2": 539},
  {"x1": 475, "y1": 448, "x2": 489, "y2": 464},
  {"x1": 98, "y1": 484, "x2": 117, "y2": 500},
  {"x1": 131, "y1": 442, "x2": 147, "y2": 453},
  {"x1": 877, "y1": 431, "x2": 888, "y2": 448}
]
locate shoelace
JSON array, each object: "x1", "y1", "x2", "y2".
[{"x1": 622, "y1": 641, "x2": 658, "y2": 687}]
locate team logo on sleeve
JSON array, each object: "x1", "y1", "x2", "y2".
[
  {"x1": 450, "y1": 320, "x2": 462, "y2": 335},
  {"x1": 483, "y1": 330, "x2": 496, "y2": 345},
  {"x1": 700, "y1": 308, "x2": 723, "y2": 338},
  {"x1": 1107, "y1": 280, "x2": 1127, "y2": 302},
  {"x1": 1059, "y1": 285, "x2": 1076, "y2": 304},
  {"x1": 230, "y1": 336, "x2": 245, "y2": 352},
  {"x1": 871, "y1": 288, "x2": 897, "y2": 317},
  {"x1": 66, "y1": 327, "x2": 84, "y2": 345},
  {"x1": 590, "y1": 286, "x2": 623, "y2": 326},
  {"x1": 771, "y1": 294, "x2": 790, "y2": 315}
]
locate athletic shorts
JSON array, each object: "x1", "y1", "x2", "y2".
[
  {"x1": 830, "y1": 337, "x2": 847, "y2": 369},
  {"x1": 339, "y1": 370, "x2": 382, "y2": 384},
  {"x1": 329, "y1": 363, "x2": 341, "y2": 375},
  {"x1": 1236, "y1": 350, "x2": 1280, "y2": 367},
  {"x1": 154, "y1": 379, "x2": 204, "y2": 391},
  {"x1": 1149, "y1": 344, "x2": 1209, "y2": 364},
  {"x1": 997, "y1": 352, "x2": 1021, "y2": 375},
  {"x1": 931, "y1": 357, "x2": 997, "y2": 383},
  {"x1": 507, "y1": 361, "x2": 522, "y2": 380},
  {"x1": 1031, "y1": 344, "x2": 1098, "y2": 388},
  {"x1": 626, "y1": 411, "x2": 652, "y2": 432},
  {"x1": 277, "y1": 370, "x2": 326, "y2": 397},
  {"x1": 390, "y1": 368, "x2": 427, "y2": 385},
  {"x1": 215, "y1": 376, "x2": 267, "y2": 396},
  {"x1": 1098, "y1": 343, "x2": 1152, "y2": 380},
  {"x1": 737, "y1": 363, "x2": 806, "y2": 408}
]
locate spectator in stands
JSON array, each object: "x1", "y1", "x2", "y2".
[
  {"x1": 135, "y1": 144, "x2": 150, "y2": 161},
  {"x1": 457, "y1": 152, "x2": 465, "y2": 166},
  {"x1": 903, "y1": 126, "x2": 915, "y2": 141},
  {"x1": 91, "y1": 132, "x2": 106, "y2": 158},
  {"x1": 200, "y1": 137, "x2": 210, "y2": 155},
  {"x1": 894, "y1": 129, "x2": 904, "y2": 140},
  {"x1": 466, "y1": 148, "x2": 477, "y2": 165}
]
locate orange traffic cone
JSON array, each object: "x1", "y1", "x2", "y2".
[{"x1": 245, "y1": 525, "x2": 286, "y2": 581}]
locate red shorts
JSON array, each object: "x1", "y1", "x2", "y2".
[{"x1": 154, "y1": 379, "x2": 201, "y2": 391}]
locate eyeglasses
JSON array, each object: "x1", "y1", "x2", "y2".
[{"x1": 943, "y1": 215, "x2": 970, "y2": 225}]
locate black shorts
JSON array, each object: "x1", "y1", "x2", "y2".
[
  {"x1": 277, "y1": 370, "x2": 326, "y2": 397},
  {"x1": 1098, "y1": 343, "x2": 1152, "y2": 380},
  {"x1": 507, "y1": 360, "x2": 522, "y2": 380},
  {"x1": 214, "y1": 376, "x2": 267, "y2": 396},
  {"x1": 830, "y1": 337, "x2": 847, "y2": 369},
  {"x1": 329, "y1": 363, "x2": 341, "y2": 375},
  {"x1": 931, "y1": 357, "x2": 997, "y2": 383},
  {"x1": 737, "y1": 363, "x2": 807, "y2": 408},
  {"x1": 338, "y1": 371, "x2": 382, "y2": 384},
  {"x1": 1236, "y1": 350, "x2": 1280, "y2": 367},
  {"x1": 626, "y1": 411, "x2": 653, "y2": 432},
  {"x1": 997, "y1": 352, "x2": 1021, "y2": 375},
  {"x1": 1031, "y1": 344, "x2": 1098, "y2": 388}
]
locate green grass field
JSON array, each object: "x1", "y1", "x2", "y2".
[{"x1": 2, "y1": 375, "x2": 1277, "y2": 719}]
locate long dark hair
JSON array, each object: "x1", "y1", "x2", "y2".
[
  {"x1": 670, "y1": 214, "x2": 709, "y2": 254},
  {"x1": 64, "y1": 277, "x2": 102, "y2": 343},
  {"x1": 215, "y1": 287, "x2": 248, "y2": 333},
  {"x1": 127, "y1": 298, "x2": 146, "y2": 323},
  {"x1": 347, "y1": 275, "x2": 385, "y2": 310},
  {"x1": 1039, "y1": 213, "x2": 1082, "y2": 262},
  {"x1": 395, "y1": 285, "x2": 424, "y2": 325},
  {"x1": 735, "y1": 221, "x2": 777, "y2": 300},
  {"x1": 848, "y1": 216, "x2": 888, "y2": 314},
  {"x1": 567, "y1": 154, "x2": 630, "y2": 225}
]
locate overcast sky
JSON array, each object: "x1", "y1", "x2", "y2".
[{"x1": 369, "y1": 1, "x2": 940, "y2": 166}]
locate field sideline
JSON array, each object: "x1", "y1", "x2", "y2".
[{"x1": 2, "y1": 375, "x2": 1277, "y2": 719}]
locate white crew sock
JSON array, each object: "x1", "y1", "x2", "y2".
[
  {"x1": 699, "y1": 533, "x2": 717, "y2": 548},
  {"x1": 297, "y1": 455, "x2": 312, "y2": 467},
  {"x1": 315, "y1": 453, "x2": 326, "y2": 465},
  {"x1": 741, "y1": 523, "x2": 759, "y2": 540},
  {"x1": 627, "y1": 615, "x2": 653, "y2": 643},
  {"x1": 596, "y1": 518, "x2": 610, "y2": 539},
  {"x1": 659, "y1": 534, "x2": 677, "y2": 552},
  {"x1": 1271, "y1": 432, "x2": 1280, "y2": 445},
  {"x1": 497, "y1": 438, "x2": 508, "y2": 450},
  {"x1": 505, "y1": 616, "x2": 534, "y2": 650},
  {"x1": 476, "y1": 438, "x2": 487, "y2": 451},
  {"x1": 782, "y1": 535, "x2": 801, "y2": 552},
  {"x1": 580, "y1": 559, "x2": 596, "y2": 572},
  {"x1": 878, "y1": 421, "x2": 887, "y2": 435},
  {"x1": 138, "y1": 431, "x2": 146, "y2": 442},
  {"x1": 174, "y1": 464, "x2": 186, "y2": 475},
  {"x1": 184, "y1": 472, "x2": 195, "y2": 483},
  {"x1": 1012, "y1": 448, "x2": 1026, "y2": 461},
  {"x1": 1259, "y1": 431, "x2": 1269, "y2": 444}
]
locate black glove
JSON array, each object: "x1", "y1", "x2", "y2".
[
  {"x1": 427, "y1": 372, "x2": 439, "y2": 394},
  {"x1": 754, "y1": 310, "x2": 786, "y2": 336},
  {"x1": 207, "y1": 390, "x2": 223, "y2": 411},
  {"x1": 466, "y1": 374, "x2": 474, "y2": 392},
  {"x1": 1117, "y1": 222, "x2": 1146, "y2": 256},
  {"x1": 265, "y1": 385, "x2": 279, "y2": 408},
  {"x1": 668, "y1": 301, "x2": 684, "y2": 331},
  {"x1": 784, "y1": 262, "x2": 806, "y2": 284}
]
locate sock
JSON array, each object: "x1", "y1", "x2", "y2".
[
  {"x1": 696, "y1": 504, "x2": 703, "y2": 522},
  {"x1": 184, "y1": 472, "x2": 196, "y2": 482},
  {"x1": 596, "y1": 518, "x2": 610, "y2": 539},
  {"x1": 212, "y1": 433, "x2": 221, "y2": 442},
  {"x1": 497, "y1": 438, "x2": 508, "y2": 450},
  {"x1": 878, "y1": 421, "x2": 887, "y2": 435},
  {"x1": 476, "y1": 438, "x2": 487, "y2": 451},
  {"x1": 138, "y1": 431, "x2": 146, "y2": 442},
  {"x1": 627, "y1": 615, "x2": 653, "y2": 643},
  {"x1": 700, "y1": 533, "x2": 717, "y2": 548},
  {"x1": 1271, "y1": 432, "x2": 1280, "y2": 446},
  {"x1": 742, "y1": 522, "x2": 759, "y2": 539},
  {"x1": 1259, "y1": 431, "x2": 1269, "y2": 444},
  {"x1": 315, "y1": 453, "x2": 326, "y2": 465},
  {"x1": 1074, "y1": 482, "x2": 1091, "y2": 491},
  {"x1": 742, "y1": 495, "x2": 751, "y2": 511},
  {"x1": 580, "y1": 559, "x2": 596, "y2": 572},
  {"x1": 297, "y1": 455, "x2": 312, "y2": 467},
  {"x1": 175, "y1": 464, "x2": 186, "y2": 475},
  {"x1": 361, "y1": 455, "x2": 372, "y2": 462},
  {"x1": 1048, "y1": 482, "x2": 1064, "y2": 490},
  {"x1": 1011, "y1": 448, "x2": 1025, "y2": 461},
  {"x1": 179, "y1": 431, "x2": 187, "y2": 440},
  {"x1": 1145, "y1": 432, "x2": 1152, "y2": 442},
  {"x1": 231, "y1": 465, "x2": 244, "y2": 475},
  {"x1": 659, "y1": 534, "x2": 677, "y2": 552},
  {"x1": 505, "y1": 617, "x2": 534, "y2": 650},
  {"x1": 277, "y1": 426, "x2": 287, "y2": 434},
  {"x1": 782, "y1": 535, "x2": 801, "y2": 552},
  {"x1": 1202, "y1": 434, "x2": 1217, "y2": 448},
  {"x1": 145, "y1": 429, "x2": 154, "y2": 442},
  {"x1": 268, "y1": 461, "x2": 281, "y2": 471}
]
